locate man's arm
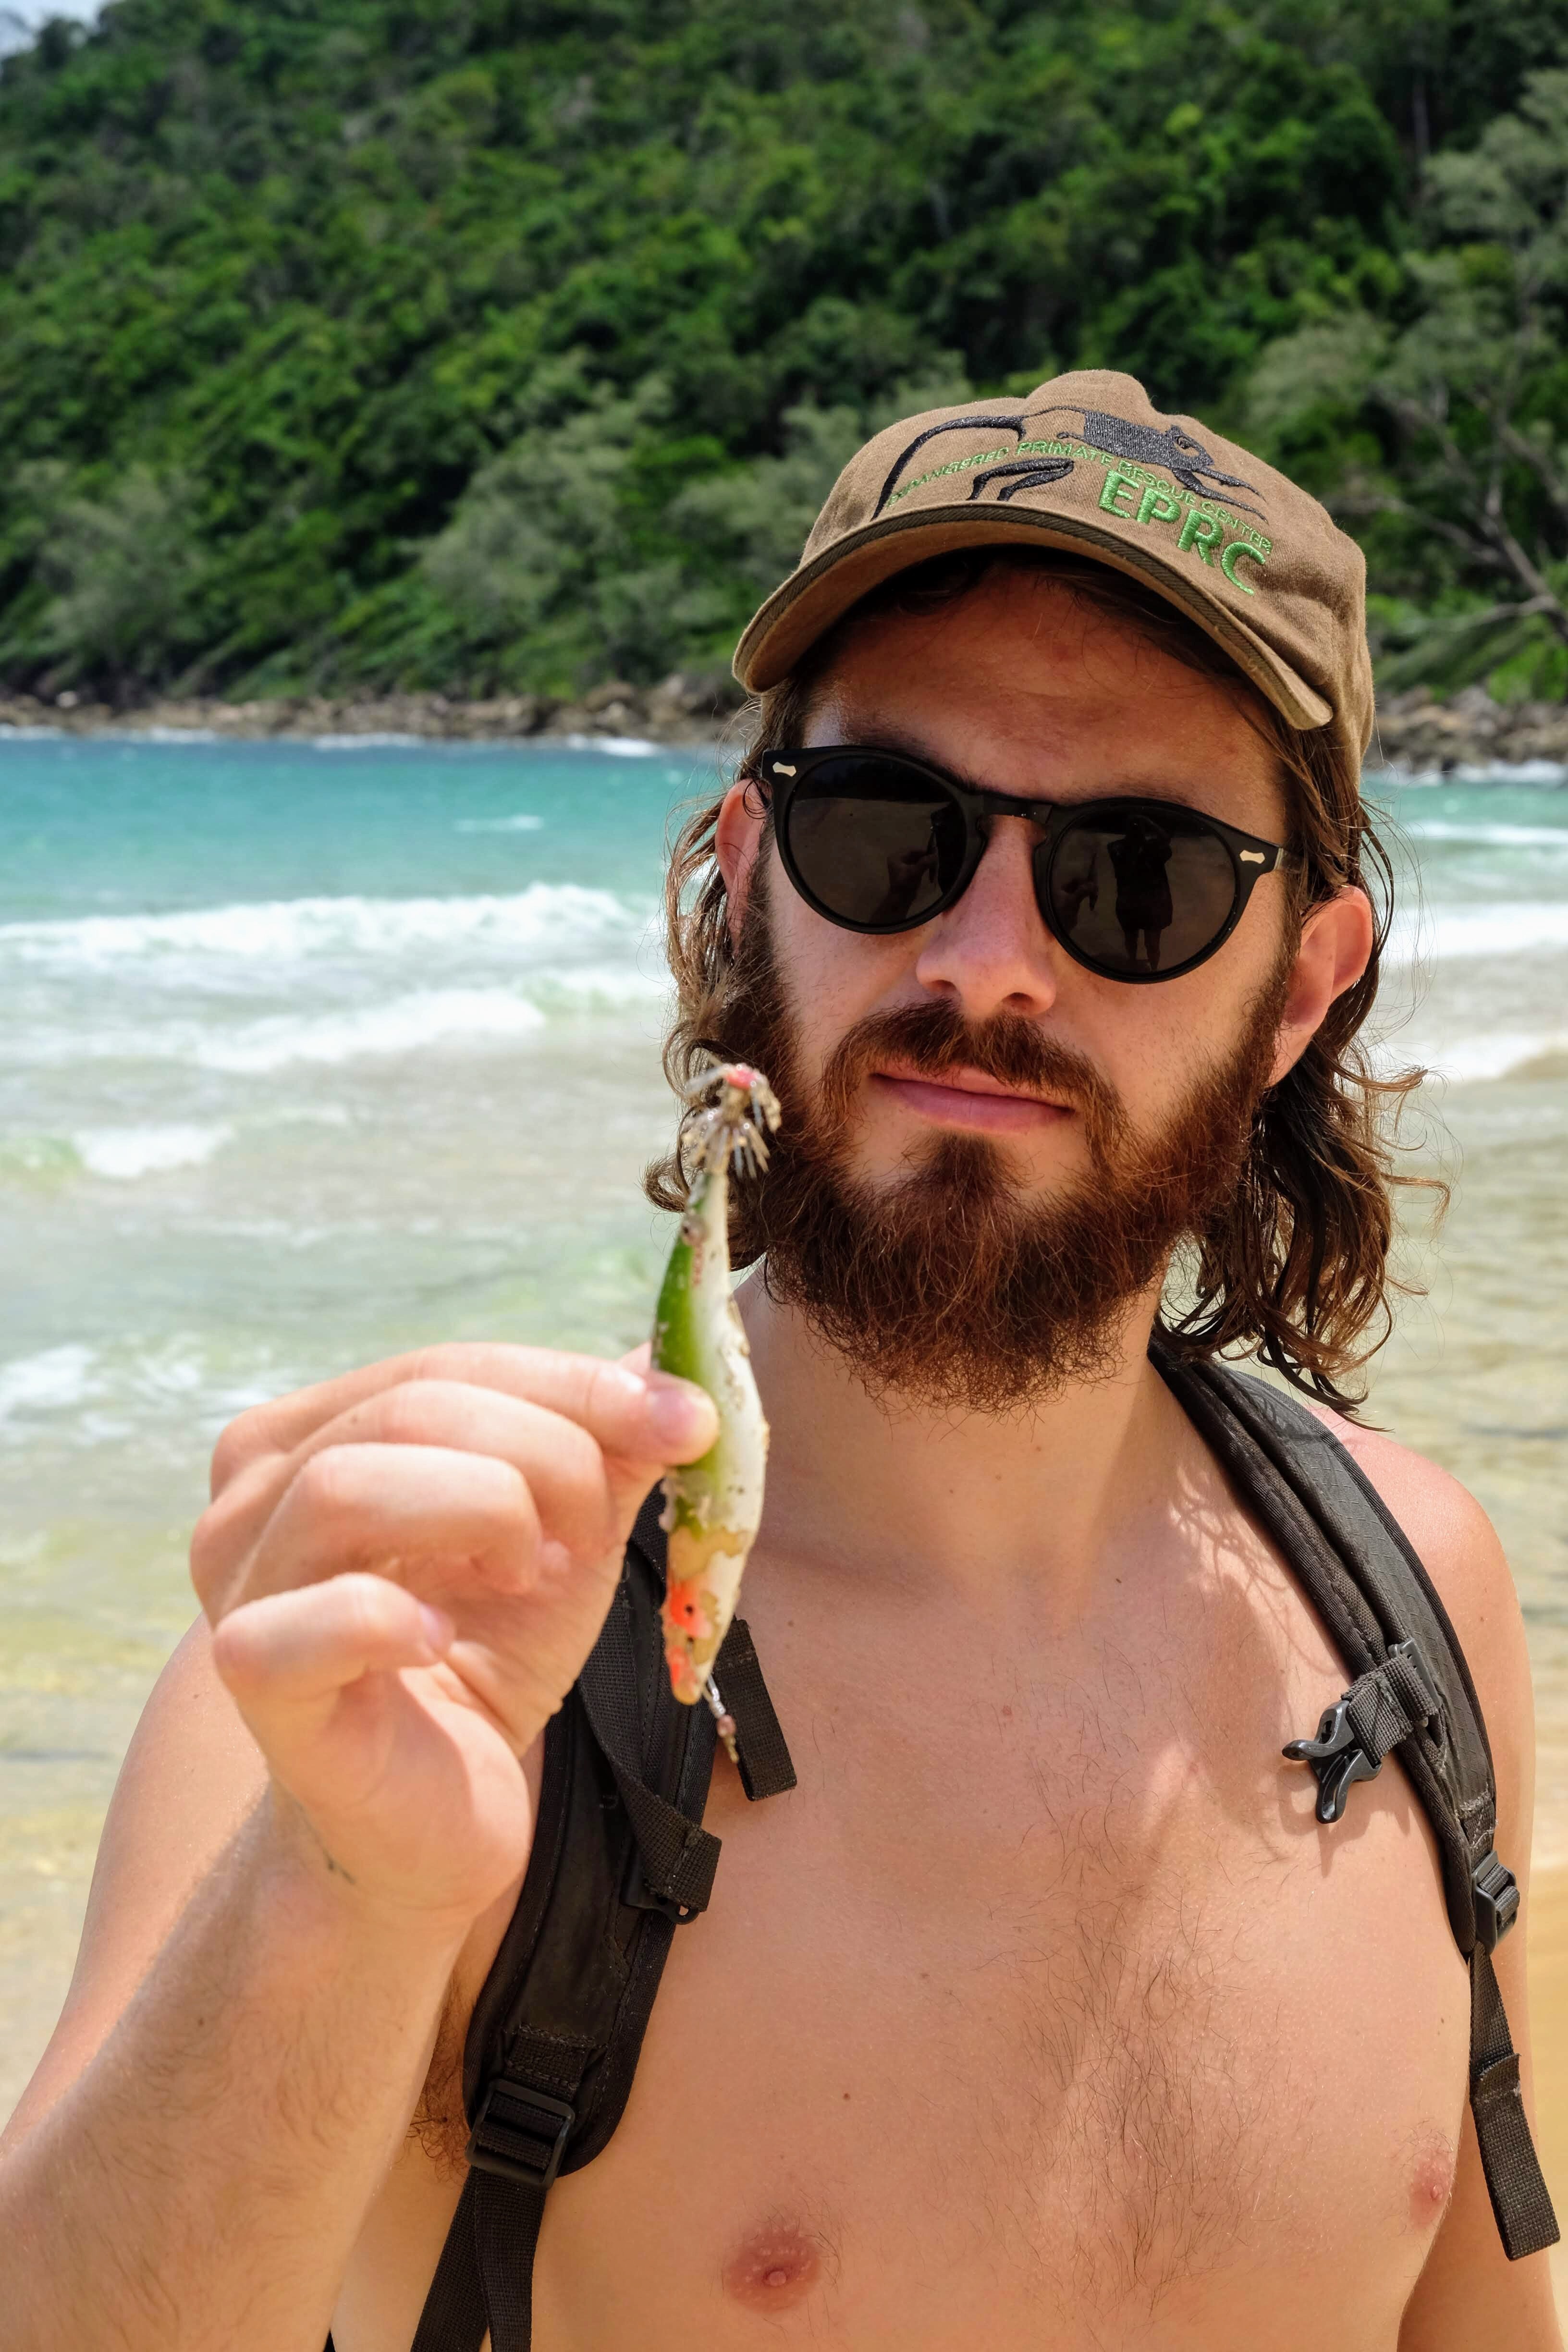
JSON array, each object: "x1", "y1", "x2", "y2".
[
  {"x1": 1323, "y1": 1418, "x2": 1563, "y2": 2352},
  {"x1": 0, "y1": 1343, "x2": 715, "y2": 2352}
]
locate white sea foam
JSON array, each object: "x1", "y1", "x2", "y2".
[
  {"x1": 1426, "y1": 1032, "x2": 1568, "y2": 1083},
  {"x1": 1400, "y1": 821, "x2": 1568, "y2": 849},
  {"x1": 74, "y1": 1123, "x2": 232, "y2": 1180},
  {"x1": 309, "y1": 732, "x2": 430, "y2": 750},
  {"x1": 558, "y1": 733, "x2": 661, "y2": 758},
  {"x1": 455, "y1": 814, "x2": 545, "y2": 833},
  {"x1": 107, "y1": 726, "x2": 223, "y2": 746},
  {"x1": 0, "y1": 882, "x2": 643, "y2": 970},
  {"x1": 0, "y1": 723, "x2": 66, "y2": 740},
  {"x1": 191, "y1": 989, "x2": 549, "y2": 1072},
  {"x1": 0, "y1": 1343, "x2": 98, "y2": 1425},
  {"x1": 1386, "y1": 901, "x2": 1568, "y2": 963},
  {"x1": 1372, "y1": 759, "x2": 1568, "y2": 787}
]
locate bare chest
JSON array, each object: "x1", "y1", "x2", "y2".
[
  {"x1": 529, "y1": 1573, "x2": 1468, "y2": 2348},
  {"x1": 343, "y1": 1544, "x2": 1470, "y2": 2352}
]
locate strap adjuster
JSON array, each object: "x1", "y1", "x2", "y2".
[
  {"x1": 1473, "y1": 1850, "x2": 1520, "y2": 1952},
  {"x1": 1284, "y1": 1639, "x2": 1439, "y2": 1824},
  {"x1": 466, "y1": 2079, "x2": 575, "y2": 2190}
]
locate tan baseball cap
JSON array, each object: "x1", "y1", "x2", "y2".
[{"x1": 733, "y1": 367, "x2": 1372, "y2": 764}]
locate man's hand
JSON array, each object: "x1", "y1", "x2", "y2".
[{"x1": 192, "y1": 1343, "x2": 717, "y2": 1923}]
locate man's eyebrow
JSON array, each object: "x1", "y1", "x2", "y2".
[
  {"x1": 805, "y1": 711, "x2": 1217, "y2": 812},
  {"x1": 806, "y1": 710, "x2": 997, "y2": 793}
]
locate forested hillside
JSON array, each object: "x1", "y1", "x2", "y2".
[{"x1": 1, "y1": 0, "x2": 1566, "y2": 702}]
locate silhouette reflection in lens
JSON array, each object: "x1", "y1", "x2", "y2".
[{"x1": 1107, "y1": 813, "x2": 1175, "y2": 970}]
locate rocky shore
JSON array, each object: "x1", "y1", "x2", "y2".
[
  {"x1": 0, "y1": 671, "x2": 743, "y2": 748},
  {"x1": 1372, "y1": 686, "x2": 1568, "y2": 775},
  {"x1": 2, "y1": 674, "x2": 1566, "y2": 773}
]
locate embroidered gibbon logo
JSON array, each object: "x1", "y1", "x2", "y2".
[{"x1": 872, "y1": 404, "x2": 1272, "y2": 591}]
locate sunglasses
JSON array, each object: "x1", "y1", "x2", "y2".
[{"x1": 753, "y1": 745, "x2": 1288, "y2": 984}]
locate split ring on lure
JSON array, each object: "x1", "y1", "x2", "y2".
[{"x1": 651, "y1": 1063, "x2": 781, "y2": 1734}]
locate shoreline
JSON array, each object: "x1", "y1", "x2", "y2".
[
  {"x1": 1, "y1": 677, "x2": 1566, "y2": 772},
  {"x1": 0, "y1": 674, "x2": 738, "y2": 751}
]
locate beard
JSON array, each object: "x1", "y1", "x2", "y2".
[{"x1": 696, "y1": 868, "x2": 1290, "y2": 1415}]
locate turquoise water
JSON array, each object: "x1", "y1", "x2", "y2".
[{"x1": 0, "y1": 731, "x2": 1565, "y2": 2107}]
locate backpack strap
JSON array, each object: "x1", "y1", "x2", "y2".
[
  {"x1": 1155, "y1": 1347, "x2": 1558, "y2": 2260},
  {"x1": 410, "y1": 1488, "x2": 795, "y2": 2351}
]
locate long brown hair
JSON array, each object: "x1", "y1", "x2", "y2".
[{"x1": 648, "y1": 551, "x2": 1439, "y2": 1412}]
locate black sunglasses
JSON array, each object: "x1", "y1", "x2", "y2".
[{"x1": 753, "y1": 745, "x2": 1287, "y2": 984}]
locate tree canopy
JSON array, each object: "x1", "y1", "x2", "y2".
[{"x1": 0, "y1": 0, "x2": 1564, "y2": 699}]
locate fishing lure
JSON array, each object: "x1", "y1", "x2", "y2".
[{"x1": 651, "y1": 1062, "x2": 781, "y2": 1745}]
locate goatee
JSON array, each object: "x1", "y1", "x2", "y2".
[{"x1": 688, "y1": 876, "x2": 1289, "y2": 1415}]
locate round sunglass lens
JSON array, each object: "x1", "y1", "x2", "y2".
[
  {"x1": 1042, "y1": 807, "x2": 1238, "y2": 976},
  {"x1": 783, "y1": 757, "x2": 968, "y2": 929}
]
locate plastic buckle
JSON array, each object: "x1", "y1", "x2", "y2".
[
  {"x1": 1283, "y1": 1695, "x2": 1381, "y2": 1824},
  {"x1": 622, "y1": 1843, "x2": 700, "y2": 1924},
  {"x1": 466, "y1": 2079, "x2": 575, "y2": 2190},
  {"x1": 1472, "y1": 1850, "x2": 1520, "y2": 1952}
]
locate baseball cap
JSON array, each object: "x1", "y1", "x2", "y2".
[{"x1": 732, "y1": 368, "x2": 1373, "y2": 765}]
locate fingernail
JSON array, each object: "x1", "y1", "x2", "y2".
[
  {"x1": 645, "y1": 1377, "x2": 713, "y2": 1450},
  {"x1": 418, "y1": 1603, "x2": 455, "y2": 1655}
]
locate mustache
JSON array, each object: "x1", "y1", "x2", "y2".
[{"x1": 814, "y1": 997, "x2": 1127, "y2": 1162}]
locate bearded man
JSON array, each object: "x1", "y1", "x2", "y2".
[{"x1": 3, "y1": 373, "x2": 1560, "y2": 2352}]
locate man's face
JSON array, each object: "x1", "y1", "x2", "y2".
[
  {"x1": 736, "y1": 575, "x2": 1295, "y2": 1203},
  {"x1": 711, "y1": 573, "x2": 1365, "y2": 1409}
]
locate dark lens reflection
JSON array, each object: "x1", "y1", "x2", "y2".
[
  {"x1": 1041, "y1": 806, "x2": 1237, "y2": 975},
  {"x1": 784, "y1": 757, "x2": 968, "y2": 928}
]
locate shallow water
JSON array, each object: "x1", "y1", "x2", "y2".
[{"x1": 0, "y1": 733, "x2": 1564, "y2": 2112}]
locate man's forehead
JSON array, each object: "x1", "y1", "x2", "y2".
[{"x1": 798, "y1": 660, "x2": 1290, "y2": 843}]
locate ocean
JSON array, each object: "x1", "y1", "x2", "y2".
[{"x1": 0, "y1": 731, "x2": 1565, "y2": 2114}]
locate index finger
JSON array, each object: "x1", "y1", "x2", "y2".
[{"x1": 212, "y1": 1343, "x2": 716, "y2": 1494}]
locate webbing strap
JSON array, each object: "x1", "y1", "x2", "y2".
[
  {"x1": 1344, "y1": 1645, "x2": 1440, "y2": 1764},
  {"x1": 409, "y1": 2171, "x2": 490, "y2": 2352},
  {"x1": 474, "y1": 2170, "x2": 548, "y2": 2352},
  {"x1": 1470, "y1": 1944, "x2": 1561, "y2": 2259},
  {"x1": 578, "y1": 1637, "x2": 721, "y2": 1915},
  {"x1": 409, "y1": 2168, "x2": 549, "y2": 2352},
  {"x1": 608, "y1": 1763, "x2": 722, "y2": 1912},
  {"x1": 715, "y1": 1617, "x2": 797, "y2": 1800}
]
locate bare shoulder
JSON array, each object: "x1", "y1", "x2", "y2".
[
  {"x1": 1301, "y1": 1403, "x2": 1534, "y2": 1827},
  {"x1": 2, "y1": 1617, "x2": 266, "y2": 2142}
]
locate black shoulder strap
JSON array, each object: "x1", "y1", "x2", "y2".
[
  {"x1": 1155, "y1": 1348, "x2": 1558, "y2": 2261},
  {"x1": 409, "y1": 1491, "x2": 795, "y2": 2352}
]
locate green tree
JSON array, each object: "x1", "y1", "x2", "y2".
[
  {"x1": 4, "y1": 460, "x2": 207, "y2": 694},
  {"x1": 1248, "y1": 69, "x2": 1568, "y2": 695},
  {"x1": 0, "y1": 0, "x2": 1562, "y2": 698}
]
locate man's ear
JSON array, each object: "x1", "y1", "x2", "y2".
[
  {"x1": 1268, "y1": 886, "x2": 1375, "y2": 1085},
  {"x1": 715, "y1": 778, "x2": 767, "y2": 949}
]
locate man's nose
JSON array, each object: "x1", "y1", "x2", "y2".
[{"x1": 912, "y1": 816, "x2": 1061, "y2": 1020}]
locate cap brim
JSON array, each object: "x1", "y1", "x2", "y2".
[{"x1": 732, "y1": 505, "x2": 1333, "y2": 732}]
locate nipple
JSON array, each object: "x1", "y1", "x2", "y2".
[
  {"x1": 1407, "y1": 2128, "x2": 1456, "y2": 2230},
  {"x1": 722, "y1": 2219, "x2": 822, "y2": 2311}
]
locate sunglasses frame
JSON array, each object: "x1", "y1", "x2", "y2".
[{"x1": 753, "y1": 744, "x2": 1288, "y2": 985}]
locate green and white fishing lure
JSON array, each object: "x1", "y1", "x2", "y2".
[{"x1": 651, "y1": 1062, "x2": 781, "y2": 1737}]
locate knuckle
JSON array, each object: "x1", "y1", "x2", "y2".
[
  {"x1": 188, "y1": 1500, "x2": 231, "y2": 1605},
  {"x1": 372, "y1": 1378, "x2": 453, "y2": 1447},
  {"x1": 493, "y1": 1459, "x2": 542, "y2": 1538},
  {"x1": 209, "y1": 1402, "x2": 278, "y2": 1494},
  {"x1": 209, "y1": 1606, "x2": 265, "y2": 1687},
  {"x1": 291, "y1": 1445, "x2": 363, "y2": 1530},
  {"x1": 335, "y1": 1570, "x2": 404, "y2": 1644}
]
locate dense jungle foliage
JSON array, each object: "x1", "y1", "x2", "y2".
[{"x1": 1, "y1": 0, "x2": 1567, "y2": 701}]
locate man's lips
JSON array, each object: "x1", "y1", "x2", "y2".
[{"x1": 870, "y1": 1066, "x2": 1074, "y2": 1135}]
